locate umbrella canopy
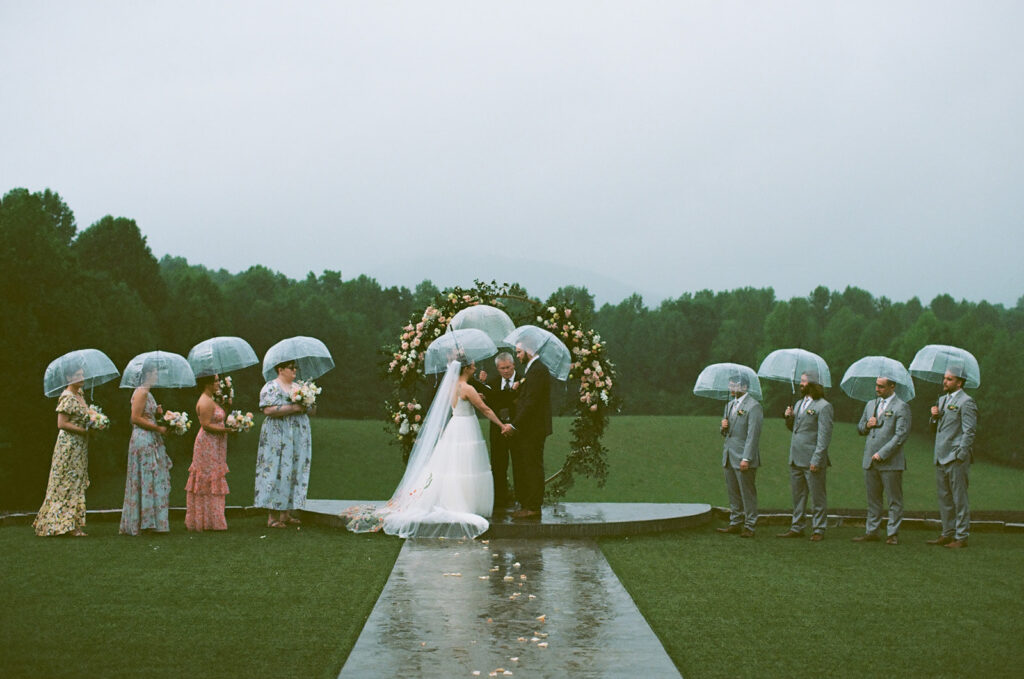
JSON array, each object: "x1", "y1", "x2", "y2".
[
  {"x1": 503, "y1": 325, "x2": 571, "y2": 381},
  {"x1": 424, "y1": 328, "x2": 498, "y2": 375},
  {"x1": 909, "y1": 344, "x2": 981, "y2": 389},
  {"x1": 840, "y1": 356, "x2": 916, "y2": 402},
  {"x1": 43, "y1": 348, "x2": 120, "y2": 397},
  {"x1": 262, "y1": 336, "x2": 335, "y2": 382},
  {"x1": 120, "y1": 351, "x2": 196, "y2": 388},
  {"x1": 187, "y1": 336, "x2": 259, "y2": 378},
  {"x1": 693, "y1": 363, "x2": 763, "y2": 402},
  {"x1": 757, "y1": 348, "x2": 832, "y2": 388},
  {"x1": 448, "y1": 304, "x2": 516, "y2": 347}
]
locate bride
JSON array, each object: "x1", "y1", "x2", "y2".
[{"x1": 346, "y1": 357, "x2": 511, "y2": 539}]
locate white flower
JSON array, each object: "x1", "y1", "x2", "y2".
[{"x1": 399, "y1": 420, "x2": 410, "y2": 435}]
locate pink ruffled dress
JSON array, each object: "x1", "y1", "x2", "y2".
[{"x1": 185, "y1": 403, "x2": 229, "y2": 531}]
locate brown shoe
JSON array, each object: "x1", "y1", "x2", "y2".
[
  {"x1": 926, "y1": 535, "x2": 954, "y2": 546},
  {"x1": 885, "y1": 535, "x2": 899, "y2": 545},
  {"x1": 945, "y1": 539, "x2": 968, "y2": 549},
  {"x1": 809, "y1": 533, "x2": 824, "y2": 542},
  {"x1": 716, "y1": 525, "x2": 742, "y2": 534},
  {"x1": 740, "y1": 529, "x2": 755, "y2": 538},
  {"x1": 852, "y1": 533, "x2": 880, "y2": 543},
  {"x1": 776, "y1": 530, "x2": 804, "y2": 538},
  {"x1": 511, "y1": 509, "x2": 540, "y2": 520}
]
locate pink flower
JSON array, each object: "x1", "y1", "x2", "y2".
[
  {"x1": 590, "y1": 404, "x2": 598, "y2": 412},
  {"x1": 407, "y1": 403, "x2": 416, "y2": 412},
  {"x1": 584, "y1": 368, "x2": 591, "y2": 375},
  {"x1": 596, "y1": 380, "x2": 604, "y2": 388},
  {"x1": 415, "y1": 414, "x2": 421, "y2": 422},
  {"x1": 565, "y1": 309, "x2": 572, "y2": 317},
  {"x1": 402, "y1": 342, "x2": 409, "y2": 350}
]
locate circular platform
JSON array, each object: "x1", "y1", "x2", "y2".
[{"x1": 300, "y1": 499, "x2": 712, "y2": 538}]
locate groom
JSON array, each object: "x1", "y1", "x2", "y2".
[{"x1": 505, "y1": 342, "x2": 552, "y2": 519}]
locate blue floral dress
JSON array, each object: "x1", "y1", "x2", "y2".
[
  {"x1": 254, "y1": 380, "x2": 312, "y2": 511},
  {"x1": 119, "y1": 391, "x2": 172, "y2": 535}
]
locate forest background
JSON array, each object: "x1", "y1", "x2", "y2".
[{"x1": 3, "y1": 187, "x2": 1022, "y2": 510}]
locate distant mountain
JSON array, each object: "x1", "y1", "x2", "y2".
[{"x1": 364, "y1": 255, "x2": 667, "y2": 308}]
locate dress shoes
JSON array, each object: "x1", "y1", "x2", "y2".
[
  {"x1": 926, "y1": 535, "x2": 954, "y2": 546},
  {"x1": 775, "y1": 530, "x2": 804, "y2": 538},
  {"x1": 511, "y1": 509, "x2": 540, "y2": 520},
  {"x1": 885, "y1": 535, "x2": 899, "y2": 545},
  {"x1": 739, "y1": 529, "x2": 755, "y2": 538},
  {"x1": 851, "y1": 533, "x2": 881, "y2": 543},
  {"x1": 944, "y1": 539, "x2": 968, "y2": 549},
  {"x1": 809, "y1": 533, "x2": 824, "y2": 542},
  {"x1": 716, "y1": 525, "x2": 742, "y2": 534}
]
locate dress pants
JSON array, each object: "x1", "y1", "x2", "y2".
[
  {"x1": 511, "y1": 434, "x2": 545, "y2": 512},
  {"x1": 936, "y1": 460, "x2": 970, "y2": 541},
  {"x1": 864, "y1": 467, "x2": 903, "y2": 537},
  {"x1": 724, "y1": 466, "x2": 758, "y2": 531},
  {"x1": 789, "y1": 464, "x2": 827, "y2": 534},
  {"x1": 489, "y1": 426, "x2": 513, "y2": 511}
]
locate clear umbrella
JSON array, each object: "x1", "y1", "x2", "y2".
[
  {"x1": 424, "y1": 328, "x2": 498, "y2": 374},
  {"x1": 909, "y1": 344, "x2": 981, "y2": 388},
  {"x1": 693, "y1": 363, "x2": 763, "y2": 401},
  {"x1": 120, "y1": 351, "x2": 196, "y2": 388},
  {"x1": 187, "y1": 336, "x2": 259, "y2": 378},
  {"x1": 757, "y1": 348, "x2": 832, "y2": 388},
  {"x1": 43, "y1": 349, "x2": 120, "y2": 397},
  {"x1": 840, "y1": 356, "x2": 915, "y2": 402},
  {"x1": 503, "y1": 325, "x2": 571, "y2": 381},
  {"x1": 448, "y1": 304, "x2": 516, "y2": 347},
  {"x1": 262, "y1": 336, "x2": 335, "y2": 381}
]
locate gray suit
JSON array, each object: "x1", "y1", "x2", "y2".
[
  {"x1": 857, "y1": 396, "x2": 911, "y2": 537},
  {"x1": 785, "y1": 397, "x2": 833, "y2": 534},
  {"x1": 932, "y1": 390, "x2": 977, "y2": 541},
  {"x1": 721, "y1": 394, "x2": 762, "y2": 531}
]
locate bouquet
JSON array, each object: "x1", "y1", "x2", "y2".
[
  {"x1": 86, "y1": 404, "x2": 110, "y2": 431},
  {"x1": 226, "y1": 410, "x2": 255, "y2": 433},
  {"x1": 289, "y1": 380, "x2": 322, "y2": 409},
  {"x1": 214, "y1": 375, "x2": 234, "y2": 406},
  {"x1": 162, "y1": 410, "x2": 192, "y2": 435}
]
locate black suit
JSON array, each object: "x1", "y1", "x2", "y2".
[
  {"x1": 510, "y1": 358, "x2": 552, "y2": 512},
  {"x1": 474, "y1": 371, "x2": 520, "y2": 511}
]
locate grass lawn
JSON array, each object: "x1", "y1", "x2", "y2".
[{"x1": 6, "y1": 415, "x2": 1024, "y2": 678}]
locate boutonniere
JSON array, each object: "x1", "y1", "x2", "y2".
[
  {"x1": 884, "y1": 410, "x2": 894, "y2": 417},
  {"x1": 806, "y1": 409, "x2": 816, "y2": 415},
  {"x1": 737, "y1": 409, "x2": 746, "y2": 417},
  {"x1": 947, "y1": 404, "x2": 959, "y2": 411}
]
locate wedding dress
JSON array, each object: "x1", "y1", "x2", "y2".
[{"x1": 345, "y1": 360, "x2": 493, "y2": 539}]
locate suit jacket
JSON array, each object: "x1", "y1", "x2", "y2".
[
  {"x1": 785, "y1": 397, "x2": 833, "y2": 468},
  {"x1": 512, "y1": 359, "x2": 552, "y2": 439},
  {"x1": 857, "y1": 396, "x2": 911, "y2": 470},
  {"x1": 932, "y1": 391, "x2": 977, "y2": 465},
  {"x1": 721, "y1": 393, "x2": 762, "y2": 469},
  {"x1": 476, "y1": 371, "x2": 521, "y2": 430}
]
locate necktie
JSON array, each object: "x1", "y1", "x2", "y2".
[
  {"x1": 502, "y1": 379, "x2": 509, "y2": 391},
  {"x1": 801, "y1": 397, "x2": 810, "y2": 414}
]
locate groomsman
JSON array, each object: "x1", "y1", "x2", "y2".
[
  {"x1": 777, "y1": 371, "x2": 833, "y2": 542},
  {"x1": 852, "y1": 377, "x2": 911, "y2": 545},
  {"x1": 716, "y1": 374, "x2": 762, "y2": 537},
  {"x1": 476, "y1": 352, "x2": 520, "y2": 514},
  {"x1": 506, "y1": 343, "x2": 552, "y2": 519},
  {"x1": 927, "y1": 369, "x2": 978, "y2": 549}
]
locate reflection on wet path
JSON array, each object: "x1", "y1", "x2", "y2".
[{"x1": 338, "y1": 539, "x2": 681, "y2": 678}]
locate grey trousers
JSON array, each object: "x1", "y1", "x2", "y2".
[
  {"x1": 789, "y1": 464, "x2": 827, "y2": 534},
  {"x1": 936, "y1": 460, "x2": 971, "y2": 540},
  {"x1": 864, "y1": 467, "x2": 903, "y2": 537},
  {"x1": 724, "y1": 466, "x2": 758, "y2": 531}
]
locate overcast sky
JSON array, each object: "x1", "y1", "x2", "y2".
[{"x1": 2, "y1": 1, "x2": 1022, "y2": 307}]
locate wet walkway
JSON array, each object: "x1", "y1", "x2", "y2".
[{"x1": 338, "y1": 538, "x2": 682, "y2": 678}]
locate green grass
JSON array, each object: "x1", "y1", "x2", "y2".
[
  {"x1": 0, "y1": 516, "x2": 401, "y2": 679},
  {"x1": 601, "y1": 527, "x2": 1024, "y2": 679}
]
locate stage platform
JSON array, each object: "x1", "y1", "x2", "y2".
[{"x1": 300, "y1": 499, "x2": 712, "y2": 538}]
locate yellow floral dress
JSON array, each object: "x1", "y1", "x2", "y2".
[{"x1": 33, "y1": 392, "x2": 90, "y2": 536}]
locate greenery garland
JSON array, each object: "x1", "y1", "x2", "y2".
[{"x1": 383, "y1": 280, "x2": 618, "y2": 500}]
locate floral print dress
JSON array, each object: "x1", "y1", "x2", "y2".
[
  {"x1": 185, "y1": 402, "x2": 229, "y2": 531},
  {"x1": 33, "y1": 392, "x2": 90, "y2": 536},
  {"x1": 254, "y1": 380, "x2": 312, "y2": 511},
  {"x1": 119, "y1": 391, "x2": 172, "y2": 535}
]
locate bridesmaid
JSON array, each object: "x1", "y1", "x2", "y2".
[
  {"x1": 186, "y1": 375, "x2": 230, "y2": 531},
  {"x1": 119, "y1": 360, "x2": 172, "y2": 535},
  {"x1": 255, "y1": 361, "x2": 313, "y2": 528},
  {"x1": 34, "y1": 367, "x2": 91, "y2": 537}
]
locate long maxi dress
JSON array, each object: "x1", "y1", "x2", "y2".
[
  {"x1": 119, "y1": 392, "x2": 172, "y2": 535},
  {"x1": 185, "y1": 402, "x2": 229, "y2": 531},
  {"x1": 33, "y1": 392, "x2": 90, "y2": 536},
  {"x1": 254, "y1": 380, "x2": 312, "y2": 512}
]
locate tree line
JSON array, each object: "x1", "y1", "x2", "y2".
[{"x1": 2, "y1": 187, "x2": 1021, "y2": 510}]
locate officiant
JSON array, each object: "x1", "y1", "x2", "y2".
[{"x1": 475, "y1": 351, "x2": 520, "y2": 514}]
